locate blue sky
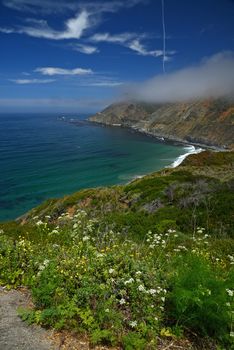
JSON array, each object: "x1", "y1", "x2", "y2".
[{"x1": 0, "y1": 0, "x2": 234, "y2": 112}]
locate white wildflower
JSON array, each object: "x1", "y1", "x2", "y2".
[
  {"x1": 149, "y1": 289, "x2": 156, "y2": 295},
  {"x1": 119, "y1": 298, "x2": 126, "y2": 305},
  {"x1": 109, "y1": 268, "x2": 115, "y2": 274},
  {"x1": 138, "y1": 285, "x2": 145, "y2": 292},
  {"x1": 129, "y1": 321, "x2": 137, "y2": 327},
  {"x1": 124, "y1": 278, "x2": 134, "y2": 285},
  {"x1": 36, "y1": 220, "x2": 44, "y2": 226},
  {"x1": 226, "y1": 289, "x2": 234, "y2": 297},
  {"x1": 82, "y1": 236, "x2": 90, "y2": 241},
  {"x1": 51, "y1": 229, "x2": 59, "y2": 234}
]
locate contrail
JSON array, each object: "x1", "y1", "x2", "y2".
[{"x1": 161, "y1": 0, "x2": 166, "y2": 73}]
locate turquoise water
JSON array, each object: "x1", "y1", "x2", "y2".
[{"x1": 0, "y1": 113, "x2": 186, "y2": 221}]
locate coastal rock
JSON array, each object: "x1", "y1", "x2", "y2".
[{"x1": 89, "y1": 99, "x2": 234, "y2": 149}]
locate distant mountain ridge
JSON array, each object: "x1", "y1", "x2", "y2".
[{"x1": 89, "y1": 98, "x2": 234, "y2": 149}]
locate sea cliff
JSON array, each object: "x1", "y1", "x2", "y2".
[{"x1": 89, "y1": 98, "x2": 234, "y2": 150}]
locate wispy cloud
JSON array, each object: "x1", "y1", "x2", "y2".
[
  {"x1": 35, "y1": 67, "x2": 93, "y2": 76},
  {"x1": 71, "y1": 43, "x2": 99, "y2": 54},
  {"x1": 2, "y1": 0, "x2": 145, "y2": 14},
  {"x1": 10, "y1": 78, "x2": 55, "y2": 84},
  {"x1": 127, "y1": 39, "x2": 163, "y2": 57},
  {"x1": 0, "y1": 10, "x2": 92, "y2": 40},
  {"x1": 91, "y1": 32, "x2": 136, "y2": 44},
  {"x1": 91, "y1": 32, "x2": 175, "y2": 59},
  {"x1": 127, "y1": 52, "x2": 234, "y2": 102},
  {"x1": 1, "y1": 0, "x2": 147, "y2": 43},
  {"x1": 87, "y1": 81, "x2": 123, "y2": 87},
  {"x1": 2, "y1": 0, "x2": 79, "y2": 14}
]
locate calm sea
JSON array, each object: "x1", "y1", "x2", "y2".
[{"x1": 0, "y1": 113, "x2": 188, "y2": 221}]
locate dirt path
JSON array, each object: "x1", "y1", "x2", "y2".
[
  {"x1": 0, "y1": 286, "x2": 57, "y2": 350},
  {"x1": 0, "y1": 287, "x2": 119, "y2": 350}
]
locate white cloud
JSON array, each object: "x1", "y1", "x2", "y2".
[
  {"x1": 91, "y1": 32, "x2": 136, "y2": 44},
  {"x1": 35, "y1": 67, "x2": 93, "y2": 76},
  {"x1": 91, "y1": 32, "x2": 175, "y2": 59},
  {"x1": 127, "y1": 52, "x2": 234, "y2": 102},
  {"x1": 10, "y1": 78, "x2": 55, "y2": 84},
  {"x1": 71, "y1": 43, "x2": 99, "y2": 54},
  {"x1": 127, "y1": 39, "x2": 163, "y2": 57},
  {"x1": 0, "y1": 27, "x2": 15, "y2": 34},
  {"x1": 89, "y1": 82, "x2": 123, "y2": 87},
  {"x1": 0, "y1": 11, "x2": 91, "y2": 40},
  {"x1": 82, "y1": 80, "x2": 123, "y2": 87},
  {"x1": 2, "y1": 0, "x2": 145, "y2": 14}
]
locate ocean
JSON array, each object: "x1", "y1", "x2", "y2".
[{"x1": 0, "y1": 113, "x2": 195, "y2": 221}]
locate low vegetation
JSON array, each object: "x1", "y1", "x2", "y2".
[{"x1": 0, "y1": 151, "x2": 234, "y2": 349}]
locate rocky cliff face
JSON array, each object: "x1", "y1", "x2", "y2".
[{"x1": 89, "y1": 99, "x2": 234, "y2": 149}]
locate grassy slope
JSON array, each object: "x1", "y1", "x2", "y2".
[
  {"x1": 21, "y1": 150, "x2": 234, "y2": 239},
  {"x1": 1, "y1": 150, "x2": 234, "y2": 349}
]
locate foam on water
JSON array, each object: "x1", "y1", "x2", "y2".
[{"x1": 170, "y1": 145, "x2": 203, "y2": 168}]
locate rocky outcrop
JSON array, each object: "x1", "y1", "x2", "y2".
[{"x1": 89, "y1": 99, "x2": 234, "y2": 149}]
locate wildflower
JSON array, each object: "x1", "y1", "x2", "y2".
[
  {"x1": 119, "y1": 298, "x2": 126, "y2": 305},
  {"x1": 197, "y1": 229, "x2": 203, "y2": 234},
  {"x1": 129, "y1": 321, "x2": 137, "y2": 328},
  {"x1": 138, "y1": 285, "x2": 145, "y2": 292},
  {"x1": 82, "y1": 236, "x2": 90, "y2": 241},
  {"x1": 149, "y1": 289, "x2": 156, "y2": 295},
  {"x1": 135, "y1": 271, "x2": 142, "y2": 276},
  {"x1": 44, "y1": 259, "x2": 50, "y2": 266},
  {"x1": 226, "y1": 289, "x2": 234, "y2": 297},
  {"x1": 52, "y1": 244, "x2": 59, "y2": 249},
  {"x1": 124, "y1": 278, "x2": 134, "y2": 285},
  {"x1": 73, "y1": 223, "x2": 78, "y2": 229},
  {"x1": 51, "y1": 229, "x2": 59, "y2": 234},
  {"x1": 36, "y1": 220, "x2": 44, "y2": 226},
  {"x1": 168, "y1": 229, "x2": 176, "y2": 233},
  {"x1": 109, "y1": 268, "x2": 115, "y2": 274},
  {"x1": 105, "y1": 308, "x2": 110, "y2": 313}
]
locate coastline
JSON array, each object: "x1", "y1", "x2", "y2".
[{"x1": 87, "y1": 120, "x2": 228, "y2": 152}]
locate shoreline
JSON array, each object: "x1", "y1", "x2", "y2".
[{"x1": 88, "y1": 120, "x2": 227, "y2": 152}]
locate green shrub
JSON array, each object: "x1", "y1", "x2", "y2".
[
  {"x1": 122, "y1": 332, "x2": 147, "y2": 350},
  {"x1": 166, "y1": 253, "x2": 234, "y2": 344}
]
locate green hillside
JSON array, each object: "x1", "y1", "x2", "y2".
[{"x1": 0, "y1": 150, "x2": 234, "y2": 349}]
